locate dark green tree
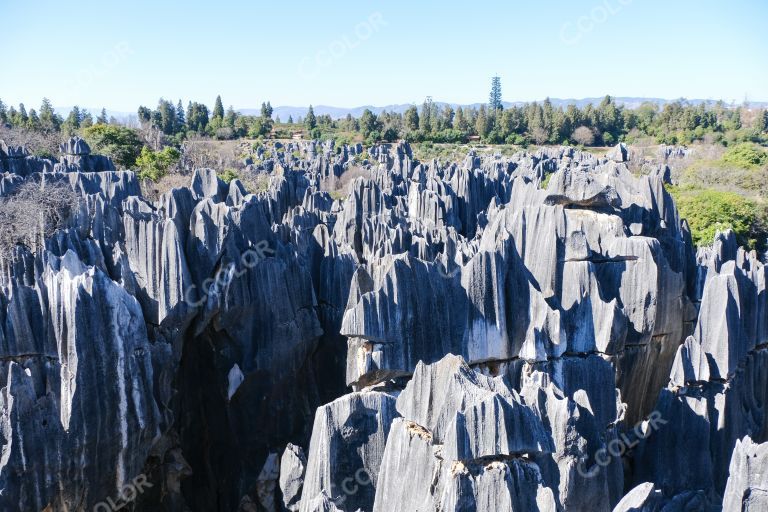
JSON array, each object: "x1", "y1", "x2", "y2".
[
  {"x1": 155, "y1": 99, "x2": 177, "y2": 135},
  {"x1": 64, "y1": 106, "x2": 81, "y2": 131},
  {"x1": 176, "y1": 100, "x2": 185, "y2": 129},
  {"x1": 39, "y1": 98, "x2": 60, "y2": 131},
  {"x1": 186, "y1": 102, "x2": 210, "y2": 133},
  {"x1": 526, "y1": 102, "x2": 548, "y2": 143},
  {"x1": 137, "y1": 106, "x2": 152, "y2": 125},
  {"x1": 475, "y1": 105, "x2": 490, "y2": 138},
  {"x1": 81, "y1": 110, "x2": 93, "y2": 128},
  {"x1": 27, "y1": 109, "x2": 41, "y2": 130},
  {"x1": 261, "y1": 102, "x2": 273, "y2": 119},
  {"x1": 305, "y1": 105, "x2": 317, "y2": 131},
  {"x1": 439, "y1": 105, "x2": 455, "y2": 130},
  {"x1": 151, "y1": 110, "x2": 162, "y2": 131},
  {"x1": 454, "y1": 106, "x2": 469, "y2": 132},
  {"x1": 596, "y1": 95, "x2": 621, "y2": 142},
  {"x1": 382, "y1": 126, "x2": 399, "y2": 142},
  {"x1": 213, "y1": 95, "x2": 224, "y2": 120},
  {"x1": 360, "y1": 109, "x2": 380, "y2": 138},
  {"x1": 489, "y1": 76, "x2": 503, "y2": 112},
  {"x1": 18, "y1": 103, "x2": 29, "y2": 125},
  {"x1": 225, "y1": 106, "x2": 237, "y2": 129},
  {"x1": 96, "y1": 108, "x2": 108, "y2": 125},
  {"x1": 7, "y1": 106, "x2": 17, "y2": 126},
  {"x1": 81, "y1": 124, "x2": 144, "y2": 168},
  {"x1": 420, "y1": 97, "x2": 436, "y2": 132},
  {"x1": 404, "y1": 106, "x2": 419, "y2": 131},
  {"x1": 7, "y1": 106, "x2": 18, "y2": 127}
]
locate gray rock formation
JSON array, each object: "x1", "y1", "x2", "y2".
[
  {"x1": 633, "y1": 243, "x2": 766, "y2": 501},
  {"x1": 611, "y1": 482, "x2": 663, "y2": 511},
  {"x1": 281, "y1": 443, "x2": 308, "y2": 511},
  {"x1": 0, "y1": 140, "x2": 52, "y2": 175},
  {"x1": 0, "y1": 250, "x2": 160, "y2": 510},
  {"x1": 56, "y1": 136, "x2": 116, "y2": 172},
  {"x1": 723, "y1": 436, "x2": 768, "y2": 511},
  {"x1": 606, "y1": 143, "x2": 629, "y2": 162},
  {"x1": 0, "y1": 139, "x2": 763, "y2": 511},
  {"x1": 300, "y1": 391, "x2": 399, "y2": 512}
]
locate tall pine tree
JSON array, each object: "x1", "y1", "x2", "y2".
[
  {"x1": 261, "y1": 102, "x2": 273, "y2": 119},
  {"x1": 64, "y1": 106, "x2": 81, "y2": 131},
  {"x1": 475, "y1": 105, "x2": 489, "y2": 137},
  {"x1": 213, "y1": 95, "x2": 224, "y2": 120},
  {"x1": 225, "y1": 106, "x2": 237, "y2": 129},
  {"x1": 489, "y1": 76, "x2": 503, "y2": 113},
  {"x1": 27, "y1": 109, "x2": 41, "y2": 130},
  {"x1": 176, "y1": 100, "x2": 186, "y2": 130},
  {"x1": 18, "y1": 103, "x2": 29, "y2": 124},
  {"x1": 305, "y1": 105, "x2": 317, "y2": 131},
  {"x1": 96, "y1": 108, "x2": 108, "y2": 125},
  {"x1": 40, "y1": 98, "x2": 60, "y2": 131},
  {"x1": 420, "y1": 97, "x2": 435, "y2": 132}
]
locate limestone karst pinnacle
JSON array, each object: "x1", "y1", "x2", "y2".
[{"x1": 0, "y1": 137, "x2": 764, "y2": 511}]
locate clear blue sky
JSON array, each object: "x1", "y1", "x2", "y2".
[{"x1": 1, "y1": 0, "x2": 766, "y2": 111}]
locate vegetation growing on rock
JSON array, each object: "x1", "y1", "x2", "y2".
[{"x1": 667, "y1": 186, "x2": 767, "y2": 250}]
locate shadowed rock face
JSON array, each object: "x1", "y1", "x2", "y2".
[
  {"x1": 632, "y1": 244, "x2": 767, "y2": 501},
  {"x1": 0, "y1": 140, "x2": 763, "y2": 511}
]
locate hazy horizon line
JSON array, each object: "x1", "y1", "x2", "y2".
[{"x1": 38, "y1": 95, "x2": 767, "y2": 116}]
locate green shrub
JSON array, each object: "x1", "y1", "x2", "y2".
[
  {"x1": 364, "y1": 130, "x2": 381, "y2": 146},
  {"x1": 219, "y1": 169, "x2": 239, "y2": 183},
  {"x1": 668, "y1": 186, "x2": 768, "y2": 250},
  {"x1": 333, "y1": 135, "x2": 352, "y2": 147},
  {"x1": 432, "y1": 129, "x2": 468, "y2": 144},
  {"x1": 81, "y1": 124, "x2": 143, "y2": 168},
  {"x1": 720, "y1": 143, "x2": 768, "y2": 169},
  {"x1": 32, "y1": 148, "x2": 56, "y2": 160},
  {"x1": 505, "y1": 133, "x2": 528, "y2": 146},
  {"x1": 136, "y1": 146, "x2": 181, "y2": 182}
]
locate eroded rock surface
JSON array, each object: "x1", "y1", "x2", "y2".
[
  {"x1": 723, "y1": 436, "x2": 768, "y2": 511},
  {"x1": 0, "y1": 139, "x2": 763, "y2": 511}
]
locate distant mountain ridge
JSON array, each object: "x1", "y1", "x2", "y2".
[{"x1": 55, "y1": 97, "x2": 767, "y2": 123}]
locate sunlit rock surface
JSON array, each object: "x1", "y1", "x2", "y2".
[{"x1": 0, "y1": 139, "x2": 763, "y2": 511}]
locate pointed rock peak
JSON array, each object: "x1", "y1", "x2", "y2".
[
  {"x1": 60, "y1": 136, "x2": 91, "y2": 156},
  {"x1": 58, "y1": 249, "x2": 89, "y2": 277},
  {"x1": 191, "y1": 168, "x2": 227, "y2": 202},
  {"x1": 606, "y1": 143, "x2": 629, "y2": 162}
]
